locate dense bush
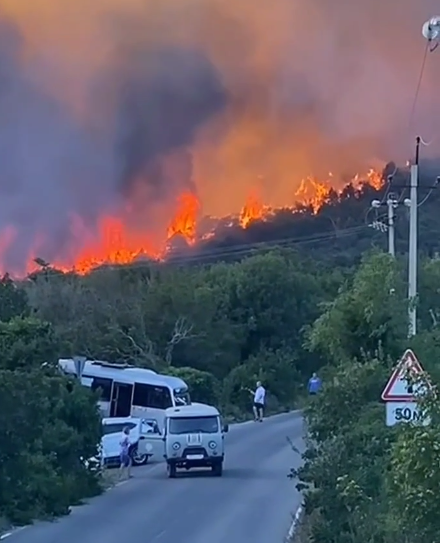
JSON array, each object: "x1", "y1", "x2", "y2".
[{"x1": 295, "y1": 252, "x2": 440, "y2": 543}]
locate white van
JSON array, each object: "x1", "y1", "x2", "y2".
[{"x1": 163, "y1": 404, "x2": 229, "y2": 478}]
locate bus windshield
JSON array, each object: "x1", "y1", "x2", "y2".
[
  {"x1": 174, "y1": 389, "x2": 191, "y2": 406},
  {"x1": 169, "y1": 416, "x2": 219, "y2": 434}
]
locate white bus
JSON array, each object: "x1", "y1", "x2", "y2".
[{"x1": 58, "y1": 359, "x2": 191, "y2": 430}]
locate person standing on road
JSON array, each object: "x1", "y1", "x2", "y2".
[
  {"x1": 119, "y1": 426, "x2": 132, "y2": 480},
  {"x1": 247, "y1": 381, "x2": 266, "y2": 422},
  {"x1": 308, "y1": 372, "x2": 322, "y2": 395}
]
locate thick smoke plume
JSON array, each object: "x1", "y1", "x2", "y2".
[{"x1": 0, "y1": 0, "x2": 438, "y2": 271}]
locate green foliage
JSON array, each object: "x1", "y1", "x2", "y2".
[
  {"x1": 307, "y1": 251, "x2": 407, "y2": 364},
  {"x1": 295, "y1": 359, "x2": 394, "y2": 543},
  {"x1": 388, "y1": 424, "x2": 440, "y2": 543},
  {"x1": 0, "y1": 316, "x2": 60, "y2": 370},
  {"x1": 297, "y1": 250, "x2": 440, "y2": 543},
  {"x1": 167, "y1": 366, "x2": 220, "y2": 405},
  {"x1": 0, "y1": 369, "x2": 102, "y2": 524}
]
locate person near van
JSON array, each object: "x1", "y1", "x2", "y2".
[
  {"x1": 247, "y1": 381, "x2": 266, "y2": 422},
  {"x1": 119, "y1": 426, "x2": 132, "y2": 480},
  {"x1": 308, "y1": 372, "x2": 322, "y2": 395}
]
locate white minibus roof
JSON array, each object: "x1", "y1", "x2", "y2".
[{"x1": 58, "y1": 359, "x2": 187, "y2": 390}]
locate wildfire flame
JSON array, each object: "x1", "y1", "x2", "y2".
[
  {"x1": 1, "y1": 169, "x2": 383, "y2": 277},
  {"x1": 167, "y1": 192, "x2": 200, "y2": 244},
  {"x1": 239, "y1": 192, "x2": 267, "y2": 228}
]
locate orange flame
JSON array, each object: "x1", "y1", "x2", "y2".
[
  {"x1": 167, "y1": 192, "x2": 200, "y2": 244},
  {"x1": 239, "y1": 192, "x2": 265, "y2": 227},
  {"x1": 57, "y1": 215, "x2": 161, "y2": 275},
  {"x1": 294, "y1": 173, "x2": 334, "y2": 213}
]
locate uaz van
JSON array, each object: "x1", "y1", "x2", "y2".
[{"x1": 163, "y1": 404, "x2": 228, "y2": 478}]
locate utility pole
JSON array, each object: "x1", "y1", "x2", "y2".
[
  {"x1": 405, "y1": 136, "x2": 420, "y2": 337},
  {"x1": 387, "y1": 196, "x2": 397, "y2": 257},
  {"x1": 371, "y1": 194, "x2": 398, "y2": 256}
]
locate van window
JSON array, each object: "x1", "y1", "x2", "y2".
[
  {"x1": 169, "y1": 416, "x2": 219, "y2": 435},
  {"x1": 102, "y1": 421, "x2": 137, "y2": 436},
  {"x1": 133, "y1": 383, "x2": 173, "y2": 409},
  {"x1": 91, "y1": 377, "x2": 112, "y2": 401}
]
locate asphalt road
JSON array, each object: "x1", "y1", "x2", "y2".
[{"x1": 6, "y1": 412, "x2": 304, "y2": 543}]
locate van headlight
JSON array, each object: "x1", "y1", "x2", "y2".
[
  {"x1": 208, "y1": 441, "x2": 217, "y2": 449},
  {"x1": 172, "y1": 442, "x2": 181, "y2": 450}
]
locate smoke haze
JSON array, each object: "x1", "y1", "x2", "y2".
[{"x1": 0, "y1": 0, "x2": 438, "y2": 271}]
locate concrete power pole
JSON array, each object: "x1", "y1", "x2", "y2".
[
  {"x1": 404, "y1": 136, "x2": 420, "y2": 338},
  {"x1": 371, "y1": 195, "x2": 398, "y2": 257},
  {"x1": 387, "y1": 197, "x2": 397, "y2": 257}
]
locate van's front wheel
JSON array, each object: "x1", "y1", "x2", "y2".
[
  {"x1": 212, "y1": 462, "x2": 223, "y2": 477},
  {"x1": 167, "y1": 462, "x2": 177, "y2": 478}
]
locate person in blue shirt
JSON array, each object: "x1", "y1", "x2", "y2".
[{"x1": 308, "y1": 372, "x2": 322, "y2": 395}]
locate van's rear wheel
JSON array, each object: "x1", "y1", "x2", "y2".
[
  {"x1": 167, "y1": 462, "x2": 177, "y2": 478},
  {"x1": 131, "y1": 450, "x2": 149, "y2": 466},
  {"x1": 212, "y1": 462, "x2": 223, "y2": 477}
]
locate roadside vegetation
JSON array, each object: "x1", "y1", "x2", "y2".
[{"x1": 293, "y1": 252, "x2": 440, "y2": 543}]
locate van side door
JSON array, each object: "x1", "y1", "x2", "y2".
[{"x1": 138, "y1": 418, "x2": 165, "y2": 460}]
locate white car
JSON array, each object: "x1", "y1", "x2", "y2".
[{"x1": 100, "y1": 417, "x2": 160, "y2": 467}]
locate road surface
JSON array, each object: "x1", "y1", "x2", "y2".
[{"x1": 7, "y1": 412, "x2": 304, "y2": 543}]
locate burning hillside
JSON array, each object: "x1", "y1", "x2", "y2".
[
  {"x1": 0, "y1": 0, "x2": 436, "y2": 276},
  {"x1": 10, "y1": 168, "x2": 381, "y2": 276}
]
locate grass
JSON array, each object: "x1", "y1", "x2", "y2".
[
  {"x1": 0, "y1": 515, "x2": 13, "y2": 536},
  {"x1": 100, "y1": 467, "x2": 123, "y2": 489}
]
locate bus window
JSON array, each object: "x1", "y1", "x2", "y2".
[
  {"x1": 150, "y1": 386, "x2": 173, "y2": 409},
  {"x1": 133, "y1": 384, "x2": 172, "y2": 409},
  {"x1": 91, "y1": 377, "x2": 112, "y2": 401},
  {"x1": 133, "y1": 383, "x2": 150, "y2": 407}
]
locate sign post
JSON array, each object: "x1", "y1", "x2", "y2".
[
  {"x1": 381, "y1": 349, "x2": 430, "y2": 426},
  {"x1": 73, "y1": 355, "x2": 87, "y2": 381}
]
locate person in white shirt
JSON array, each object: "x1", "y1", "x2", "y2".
[{"x1": 247, "y1": 381, "x2": 266, "y2": 422}]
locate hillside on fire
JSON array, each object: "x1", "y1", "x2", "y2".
[
  {"x1": 2, "y1": 159, "x2": 438, "y2": 277},
  {"x1": 3, "y1": 0, "x2": 440, "y2": 537}
]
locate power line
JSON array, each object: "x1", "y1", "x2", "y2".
[{"x1": 409, "y1": 40, "x2": 430, "y2": 133}]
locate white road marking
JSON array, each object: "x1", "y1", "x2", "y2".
[
  {"x1": 286, "y1": 504, "x2": 303, "y2": 542},
  {"x1": 0, "y1": 528, "x2": 25, "y2": 541}
]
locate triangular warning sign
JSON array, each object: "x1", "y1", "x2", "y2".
[{"x1": 381, "y1": 349, "x2": 425, "y2": 402}]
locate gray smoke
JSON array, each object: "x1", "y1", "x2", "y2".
[
  {"x1": 0, "y1": 15, "x2": 226, "y2": 273},
  {"x1": 0, "y1": 20, "x2": 119, "y2": 271},
  {"x1": 113, "y1": 46, "x2": 226, "y2": 197}
]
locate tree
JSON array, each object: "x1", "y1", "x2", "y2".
[
  {"x1": 307, "y1": 251, "x2": 407, "y2": 364},
  {"x1": 228, "y1": 250, "x2": 324, "y2": 361},
  {"x1": 294, "y1": 358, "x2": 393, "y2": 543},
  {"x1": 0, "y1": 274, "x2": 29, "y2": 321},
  {"x1": 0, "y1": 369, "x2": 102, "y2": 523},
  {"x1": 167, "y1": 366, "x2": 220, "y2": 405},
  {"x1": 387, "y1": 376, "x2": 440, "y2": 543},
  {"x1": 0, "y1": 316, "x2": 60, "y2": 370}
]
